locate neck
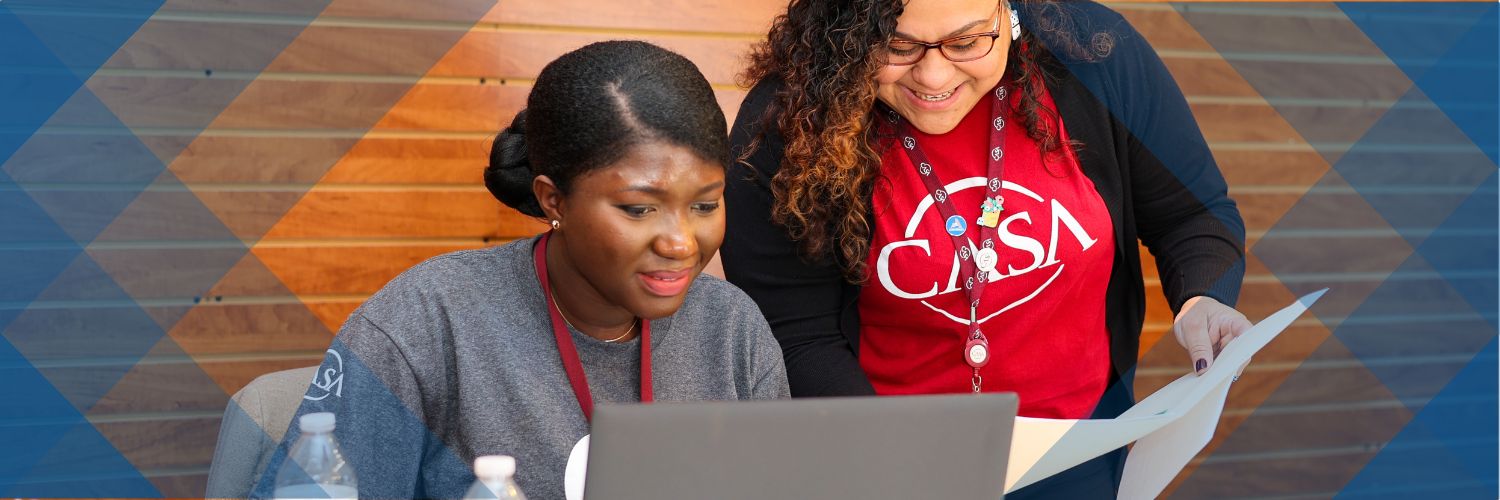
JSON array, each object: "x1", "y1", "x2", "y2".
[{"x1": 544, "y1": 233, "x2": 638, "y2": 342}]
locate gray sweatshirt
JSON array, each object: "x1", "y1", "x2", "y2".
[{"x1": 250, "y1": 237, "x2": 789, "y2": 499}]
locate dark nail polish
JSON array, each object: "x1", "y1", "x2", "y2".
[{"x1": 1195, "y1": 359, "x2": 1207, "y2": 372}]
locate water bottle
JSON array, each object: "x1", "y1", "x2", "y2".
[
  {"x1": 463, "y1": 455, "x2": 527, "y2": 499},
  {"x1": 273, "y1": 412, "x2": 358, "y2": 499}
]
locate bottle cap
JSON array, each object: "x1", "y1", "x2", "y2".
[
  {"x1": 474, "y1": 455, "x2": 517, "y2": 479},
  {"x1": 299, "y1": 412, "x2": 336, "y2": 433}
]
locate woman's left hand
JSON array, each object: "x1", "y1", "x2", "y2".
[{"x1": 1173, "y1": 296, "x2": 1253, "y2": 376}]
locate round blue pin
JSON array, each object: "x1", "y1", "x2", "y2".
[{"x1": 945, "y1": 215, "x2": 967, "y2": 237}]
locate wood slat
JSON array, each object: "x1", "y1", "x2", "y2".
[
  {"x1": 164, "y1": 135, "x2": 1482, "y2": 192},
  {"x1": 1236, "y1": 191, "x2": 1390, "y2": 233},
  {"x1": 88, "y1": 189, "x2": 529, "y2": 242},
  {"x1": 96, "y1": 416, "x2": 222, "y2": 471},
  {"x1": 1162, "y1": 57, "x2": 1262, "y2": 98},
  {"x1": 319, "y1": 137, "x2": 491, "y2": 184},
  {"x1": 1149, "y1": 8, "x2": 1389, "y2": 57},
  {"x1": 260, "y1": 190, "x2": 543, "y2": 238},
  {"x1": 1134, "y1": 361, "x2": 1456, "y2": 413},
  {"x1": 429, "y1": 30, "x2": 754, "y2": 86},
  {"x1": 1118, "y1": 7, "x2": 1216, "y2": 53},
  {"x1": 205, "y1": 78, "x2": 415, "y2": 130},
  {"x1": 370, "y1": 83, "x2": 522, "y2": 132},
  {"x1": 266, "y1": 25, "x2": 470, "y2": 76},
  {"x1": 1158, "y1": 55, "x2": 1411, "y2": 104},
  {"x1": 81, "y1": 247, "x2": 248, "y2": 300},
  {"x1": 5, "y1": 307, "x2": 179, "y2": 361},
  {"x1": 167, "y1": 303, "x2": 338, "y2": 355},
  {"x1": 481, "y1": 0, "x2": 780, "y2": 33},
  {"x1": 158, "y1": 0, "x2": 332, "y2": 17},
  {"x1": 1207, "y1": 59, "x2": 1411, "y2": 102},
  {"x1": 375, "y1": 83, "x2": 748, "y2": 133},
  {"x1": 105, "y1": 19, "x2": 309, "y2": 72},
  {"x1": 169, "y1": 136, "x2": 360, "y2": 184},
  {"x1": 1168, "y1": 451, "x2": 1379, "y2": 498},
  {"x1": 108, "y1": 21, "x2": 756, "y2": 85},
  {"x1": 1190, "y1": 102, "x2": 1305, "y2": 144},
  {"x1": 159, "y1": 0, "x2": 495, "y2": 22},
  {"x1": 1213, "y1": 149, "x2": 1329, "y2": 188},
  {"x1": 84, "y1": 76, "x2": 748, "y2": 134},
  {"x1": 178, "y1": 0, "x2": 881, "y2": 28},
  {"x1": 1209, "y1": 405, "x2": 1412, "y2": 456},
  {"x1": 2, "y1": 134, "x2": 184, "y2": 184},
  {"x1": 149, "y1": 472, "x2": 210, "y2": 499},
  {"x1": 103, "y1": 357, "x2": 321, "y2": 414},
  {"x1": 251, "y1": 243, "x2": 495, "y2": 295},
  {"x1": 84, "y1": 190, "x2": 297, "y2": 242},
  {"x1": 306, "y1": 301, "x2": 363, "y2": 333},
  {"x1": 169, "y1": 135, "x2": 486, "y2": 186}
]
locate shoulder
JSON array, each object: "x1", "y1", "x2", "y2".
[
  {"x1": 675, "y1": 274, "x2": 772, "y2": 336},
  {"x1": 730, "y1": 77, "x2": 789, "y2": 179},
  {"x1": 683, "y1": 274, "x2": 764, "y2": 315},
  {"x1": 388, "y1": 239, "x2": 528, "y2": 294},
  {"x1": 1023, "y1": 0, "x2": 1139, "y2": 65},
  {"x1": 740, "y1": 77, "x2": 785, "y2": 118},
  {"x1": 355, "y1": 238, "x2": 534, "y2": 328},
  {"x1": 1028, "y1": 2, "x2": 1163, "y2": 117}
]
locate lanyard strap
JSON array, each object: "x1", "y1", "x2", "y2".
[
  {"x1": 533, "y1": 232, "x2": 653, "y2": 422},
  {"x1": 885, "y1": 85, "x2": 1011, "y2": 390}
]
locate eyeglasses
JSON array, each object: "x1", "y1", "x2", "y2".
[{"x1": 882, "y1": 5, "x2": 1003, "y2": 66}]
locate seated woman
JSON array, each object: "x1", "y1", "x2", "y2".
[{"x1": 249, "y1": 40, "x2": 789, "y2": 500}]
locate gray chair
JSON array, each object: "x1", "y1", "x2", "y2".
[{"x1": 206, "y1": 366, "x2": 318, "y2": 499}]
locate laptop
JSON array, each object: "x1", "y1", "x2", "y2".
[{"x1": 583, "y1": 393, "x2": 1017, "y2": 500}]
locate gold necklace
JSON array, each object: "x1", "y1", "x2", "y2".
[{"x1": 548, "y1": 287, "x2": 637, "y2": 343}]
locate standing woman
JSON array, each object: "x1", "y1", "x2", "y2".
[
  {"x1": 723, "y1": 0, "x2": 1249, "y2": 496},
  {"x1": 248, "y1": 41, "x2": 788, "y2": 500}
]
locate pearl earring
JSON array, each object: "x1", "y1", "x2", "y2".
[{"x1": 550, "y1": 219, "x2": 560, "y2": 231}]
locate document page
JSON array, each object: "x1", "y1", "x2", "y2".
[{"x1": 1005, "y1": 290, "x2": 1325, "y2": 497}]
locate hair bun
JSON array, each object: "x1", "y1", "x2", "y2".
[{"x1": 484, "y1": 110, "x2": 546, "y2": 217}]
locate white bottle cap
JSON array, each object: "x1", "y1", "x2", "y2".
[
  {"x1": 474, "y1": 455, "x2": 517, "y2": 479},
  {"x1": 299, "y1": 412, "x2": 336, "y2": 433}
]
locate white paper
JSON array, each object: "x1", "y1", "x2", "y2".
[
  {"x1": 564, "y1": 434, "x2": 589, "y2": 500},
  {"x1": 1006, "y1": 289, "x2": 1324, "y2": 496}
]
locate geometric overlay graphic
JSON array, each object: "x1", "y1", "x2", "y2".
[
  {"x1": 1162, "y1": 3, "x2": 1498, "y2": 498},
  {"x1": 1, "y1": 0, "x2": 496, "y2": 495},
  {"x1": 1, "y1": 1, "x2": 1493, "y2": 498}
]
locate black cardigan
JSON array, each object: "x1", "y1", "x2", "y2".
[{"x1": 722, "y1": 1, "x2": 1245, "y2": 414}]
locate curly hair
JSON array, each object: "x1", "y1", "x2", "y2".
[{"x1": 742, "y1": 0, "x2": 1100, "y2": 282}]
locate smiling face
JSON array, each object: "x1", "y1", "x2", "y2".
[
  {"x1": 876, "y1": 0, "x2": 1012, "y2": 135},
  {"x1": 540, "y1": 140, "x2": 726, "y2": 324}
]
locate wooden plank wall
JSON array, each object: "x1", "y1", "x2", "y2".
[{"x1": 19, "y1": 0, "x2": 1473, "y2": 497}]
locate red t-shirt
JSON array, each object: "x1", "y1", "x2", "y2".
[{"x1": 859, "y1": 83, "x2": 1115, "y2": 419}]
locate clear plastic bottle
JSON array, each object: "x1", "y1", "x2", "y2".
[
  {"x1": 273, "y1": 412, "x2": 358, "y2": 499},
  {"x1": 463, "y1": 455, "x2": 527, "y2": 500}
]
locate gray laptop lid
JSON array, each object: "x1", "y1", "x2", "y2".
[{"x1": 584, "y1": 393, "x2": 1016, "y2": 500}]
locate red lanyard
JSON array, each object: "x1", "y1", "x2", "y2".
[
  {"x1": 533, "y1": 232, "x2": 653, "y2": 422},
  {"x1": 883, "y1": 84, "x2": 1010, "y2": 393}
]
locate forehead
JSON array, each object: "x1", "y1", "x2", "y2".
[
  {"x1": 895, "y1": 0, "x2": 998, "y2": 35},
  {"x1": 573, "y1": 141, "x2": 724, "y2": 192}
]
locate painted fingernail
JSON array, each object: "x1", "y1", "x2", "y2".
[{"x1": 1195, "y1": 359, "x2": 1207, "y2": 372}]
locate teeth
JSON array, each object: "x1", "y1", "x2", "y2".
[{"x1": 918, "y1": 88, "x2": 955, "y2": 101}]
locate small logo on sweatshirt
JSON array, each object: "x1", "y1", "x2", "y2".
[{"x1": 305, "y1": 349, "x2": 345, "y2": 401}]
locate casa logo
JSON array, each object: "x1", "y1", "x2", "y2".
[
  {"x1": 875, "y1": 177, "x2": 1099, "y2": 326},
  {"x1": 304, "y1": 348, "x2": 345, "y2": 401}
]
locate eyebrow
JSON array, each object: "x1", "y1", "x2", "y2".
[
  {"x1": 618, "y1": 181, "x2": 725, "y2": 196},
  {"x1": 893, "y1": 17, "x2": 992, "y2": 41}
]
